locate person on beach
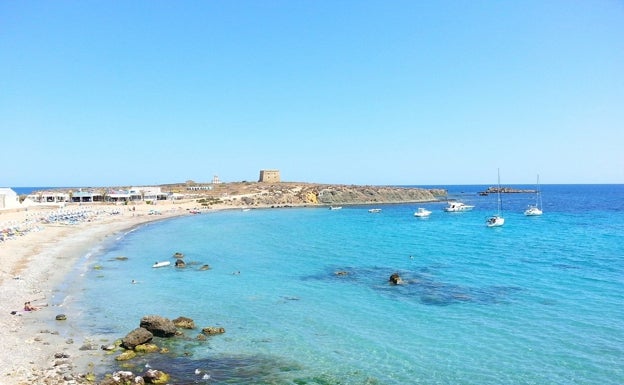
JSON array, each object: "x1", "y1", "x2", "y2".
[{"x1": 23, "y1": 301, "x2": 38, "y2": 311}]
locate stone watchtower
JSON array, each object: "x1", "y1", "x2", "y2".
[{"x1": 258, "y1": 170, "x2": 280, "y2": 183}]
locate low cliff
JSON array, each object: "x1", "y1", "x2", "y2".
[{"x1": 219, "y1": 183, "x2": 446, "y2": 207}]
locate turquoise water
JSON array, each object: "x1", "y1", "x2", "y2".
[{"x1": 63, "y1": 185, "x2": 623, "y2": 384}]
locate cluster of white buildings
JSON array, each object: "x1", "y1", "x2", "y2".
[{"x1": 0, "y1": 186, "x2": 183, "y2": 211}]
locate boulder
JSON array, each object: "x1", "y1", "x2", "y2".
[
  {"x1": 175, "y1": 259, "x2": 186, "y2": 268},
  {"x1": 140, "y1": 315, "x2": 177, "y2": 337},
  {"x1": 143, "y1": 369, "x2": 170, "y2": 384},
  {"x1": 122, "y1": 327, "x2": 153, "y2": 349},
  {"x1": 100, "y1": 371, "x2": 145, "y2": 385},
  {"x1": 173, "y1": 316, "x2": 195, "y2": 329}
]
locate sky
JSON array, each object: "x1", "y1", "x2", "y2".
[{"x1": 1, "y1": 1, "x2": 623, "y2": 187}]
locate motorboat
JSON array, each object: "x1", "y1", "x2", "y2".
[
  {"x1": 152, "y1": 261, "x2": 171, "y2": 268},
  {"x1": 413, "y1": 208, "x2": 432, "y2": 217},
  {"x1": 443, "y1": 201, "x2": 475, "y2": 212},
  {"x1": 368, "y1": 208, "x2": 382, "y2": 213},
  {"x1": 329, "y1": 206, "x2": 342, "y2": 210}
]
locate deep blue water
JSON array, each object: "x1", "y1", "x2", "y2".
[
  {"x1": 56, "y1": 185, "x2": 623, "y2": 384},
  {"x1": 11, "y1": 187, "x2": 60, "y2": 195}
]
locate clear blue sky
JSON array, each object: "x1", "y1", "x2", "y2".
[{"x1": 2, "y1": 1, "x2": 623, "y2": 187}]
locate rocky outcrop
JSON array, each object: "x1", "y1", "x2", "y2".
[
  {"x1": 317, "y1": 186, "x2": 443, "y2": 205},
  {"x1": 228, "y1": 183, "x2": 446, "y2": 207},
  {"x1": 139, "y1": 315, "x2": 177, "y2": 337}
]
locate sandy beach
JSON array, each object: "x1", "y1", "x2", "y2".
[{"x1": 0, "y1": 200, "x2": 207, "y2": 384}]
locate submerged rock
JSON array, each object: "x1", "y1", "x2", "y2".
[
  {"x1": 115, "y1": 350, "x2": 137, "y2": 361},
  {"x1": 389, "y1": 273, "x2": 404, "y2": 285},
  {"x1": 173, "y1": 316, "x2": 195, "y2": 329},
  {"x1": 201, "y1": 326, "x2": 225, "y2": 335},
  {"x1": 135, "y1": 343, "x2": 160, "y2": 353}
]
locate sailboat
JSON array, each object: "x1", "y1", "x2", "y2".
[
  {"x1": 524, "y1": 174, "x2": 543, "y2": 216},
  {"x1": 486, "y1": 169, "x2": 505, "y2": 227}
]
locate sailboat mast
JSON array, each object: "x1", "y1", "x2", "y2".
[{"x1": 497, "y1": 168, "x2": 502, "y2": 215}]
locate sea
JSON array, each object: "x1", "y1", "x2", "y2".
[{"x1": 46, "y1": 184, "x2": 623, "y2": 385}]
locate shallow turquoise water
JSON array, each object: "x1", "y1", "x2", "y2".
[{"x1": 61, "y1": 185, "x2": 624, "y2": 384}]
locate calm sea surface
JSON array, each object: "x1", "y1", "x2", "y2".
[{"x1": 56, "y1": 185, "x2": 623, "y2": 385}]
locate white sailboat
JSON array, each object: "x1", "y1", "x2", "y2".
[
  {"x1": 486, "y1": 169, "x2": 505, "y2": 227},
  {"x1": 525, "y1": 174, "x2": 543, "y2": 216}
]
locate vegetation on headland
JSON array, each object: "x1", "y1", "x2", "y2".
[
  {"x1": 27, "y1": 182, "x2": 448, "y2": 208},
  {"x1": 185, "y1": 182, "x2": 447, "y2": 207}
]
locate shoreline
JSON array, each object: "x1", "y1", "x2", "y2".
[
  {"x1": 0, "y1": 194, "x2": 439, "y2": 384},
  {"x1": 0, "y1": 201, "x2": 206, "y2": 384}
]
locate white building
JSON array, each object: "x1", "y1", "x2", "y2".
[{"x1": 0, "y1": 188, "x2": 21, "y2": 210}]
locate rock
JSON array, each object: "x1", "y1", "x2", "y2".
[
  {"x1": 115, "y1": 350, "x2": 137, "y2": 361},
  {"x1": 143, "y1": 369, "x2": 170, "y2": 384},
  {"x1": 173, "y1": 316, "x2": 195, "y2": 329},
  {"x1": 100, "y1": 371, "x2": 145, "y2": 385},
  {"x1": 134, "y1": 343, "x2": 160, "y2": 353},
  {"x1": 389, "y1": 273, "x2": 404, "y2": 285},
  {"x1": 174, "y1": 259, "x2": 186, "y2": 268},
  {"x1": 201, "y1": 326, "x2": 225, "y2": 335},
  {"x1": 79, "y1": 341, "x2": 99, "y2": 350},
  {"x1": 55, "y1": 314, "x2": 67, "y2": 321},
  {"x1": 173, "y1": 252, "x2": 184, "y2": 258},
  {"x1": 199, "y1": 264, "x2": 211, "y2": 270},
  {"x1": 334, "y1": 270, "x2": 349, "y2": 276},
  {"x1": 121, "y1": 327, "x2": 153, "y2": 349},
  {"x1": 140, "y1": 315, "x2": 177, "y2": 337},
  {"x1": 196, "y1": 334, "x2": 207, "y2": 341}
]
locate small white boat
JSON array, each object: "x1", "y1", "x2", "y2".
[
  {"x1": 413, "y1": 208, "x2": 432, "y2": 217},
  {"x1": 152, "y1": 261, "x2": 171, "y2": 268},
  {"x1": 444, "y1": 202, "x2": 475, "y2": 212},
  {"x1": 524, "y1": 206, "x2": 542, "y2": 216},
  {"x1": 368, "y1": 208, "x2": 382, "y2": 213},
  {"x1": 329, "y1": 206, "x2": 342, "y2": 210},
  {"x1": 525, "y1": 174, "x2": 543, "y2": 216}
]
